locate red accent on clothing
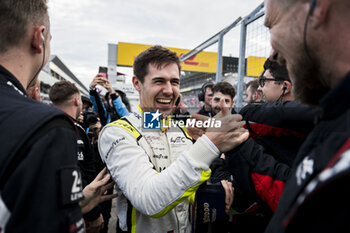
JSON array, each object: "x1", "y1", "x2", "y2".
[
  {"x1": 326, "y1": 137, "x2": 350, "y2": 169},
  {"x1": 248, "y1": 123, "x2": 305, "y2": 139},
  {"x1": 251, "y1": 172, "x2": 286, "y2": 211},
  {"x1": 70, "y1": 224, "x2": 77, "y2": 232}
]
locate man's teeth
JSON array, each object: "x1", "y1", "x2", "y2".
[{"x1": 157, "y1": 99, "x2": 171, "y2": 104}]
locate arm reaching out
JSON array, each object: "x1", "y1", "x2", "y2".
[{"x1": 80, "y1": 167, "x2": 117, "y2": 214}]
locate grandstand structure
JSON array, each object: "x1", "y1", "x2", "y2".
[{"x1": 39, "y1": 55, "x2": 89, "y2": 103}]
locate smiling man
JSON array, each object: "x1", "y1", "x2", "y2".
[
  {"x1": 98, "y1": 45, "x2": 249, "y2": 233},
  {"x1": 264, "y1": 0, "x2": 350, "y2": 232},
  {"x1": 211, "y1": 81, "x2": 236, "y2": 116}
]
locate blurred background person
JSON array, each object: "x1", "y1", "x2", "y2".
[
  {"x1": 197, "y1": 81, "x2": 214, "y2": 117},
  {"x1": 89, "y1": 74, "x2": 129, "y2": 126},
  {"x1": 245, "y1": 79, "x2": 262, "y2": 104}
]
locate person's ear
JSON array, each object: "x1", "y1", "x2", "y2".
[
  {"x1": 132, "y1": 76, "x2": 141, "y2": 92},
  {"x1": 231, "y1": 99, "x2": 235, "y2": 108},
  {"x1": 283, "y1": 81, "x2": 292, "y2": 94},
  {"x1": 309, "y1": 0, "x2": 330, "y2": 29},
  {"x1": 34, "y1": 87, "x2": 41, "y2": 101},
  {"x1": 31, "y1": 26, "x2": 46, "y2": 53}
]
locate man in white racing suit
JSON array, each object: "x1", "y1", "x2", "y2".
[{"x1": 98, "y1": 45, "x2": 249, "y2": 233}]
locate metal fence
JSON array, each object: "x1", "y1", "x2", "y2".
[{"x1": 180, "y1": 2, "x2": 271, "y2": 111}]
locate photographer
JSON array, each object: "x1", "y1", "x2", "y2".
[{"x1": 89, "y1": 74, "x2": 129, "y2": 126}]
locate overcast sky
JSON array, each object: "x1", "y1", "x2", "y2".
[{"x1": 48, "y1": 0, "x2": 264, "y2": 88}]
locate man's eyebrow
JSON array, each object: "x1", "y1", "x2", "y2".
[{"x1": 152, "y1": 77, "x2": 165, "y2": 81}]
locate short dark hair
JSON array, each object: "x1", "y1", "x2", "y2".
[
  {"x1": 262, "y1": 58, "x2": 290, "y2": 82},
  {"x1": 133, "y1": 45, "x2": 181, "y2": 83},
  {"x1": 212, "y1": 81, "x2": 236, "y2": 100},
  {"x1": 246, "y1": 79, "x2": 259, "y2": 92},
  {"x1": 49, "y1": 81, "x2": 80, "y2": 105},
  {"x1": 0, "y1": 0, "x2": 48, "y2": 53}
]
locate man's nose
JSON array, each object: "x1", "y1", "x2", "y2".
[{"x1": 162, "y1": 82, "x2": 173, "y2": 95}]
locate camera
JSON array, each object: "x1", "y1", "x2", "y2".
[{"x1": 83, "y1": 110, "x2": 99, "y2": 127}]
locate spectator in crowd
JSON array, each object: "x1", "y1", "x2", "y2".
[
  {"x1": 49, "y1": 81, "x2": 104, "y2": 233},
  {"x1": 245, "y1": 79, "x2": 262, "y2": 103},
  {"x1": 263, "y1": 0, "x2": 350, "y2": 231},
  {"x1": 82, "y1": 95, "x2": 93, "y2": 112},
  {"x1": 211, "y1": 81, "x2": 236, "y2": 116},
  {"x1": 257, "y1": 58, "x2": 293, "y2": 103},
  {"x1": 84, "y1": 111, "x2": 114, "y2": 233},
  {"x1": 0, "y1": 0, "x2": 115, "y2": 232},
  {"x1": 89, "y1": 75, "x2": 129, "y2": 126},
  {"x1": 197, "y1": 81, "x2": 214, "y2": 117},
  {"x1": 98, "y1": 45, "x2": 249, "y2": 233}
]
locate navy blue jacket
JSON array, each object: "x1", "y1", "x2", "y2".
[{"x1": 0, "y1": 65, "x2": 84, "y2": 233}]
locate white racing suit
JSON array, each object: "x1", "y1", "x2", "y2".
[{"x1": 98, "y1": 106, "x2": 220, "y2": 233}]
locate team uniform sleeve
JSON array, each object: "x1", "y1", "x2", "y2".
[
  {"x1": 98, "y1": 125, "x2": 219, "y2": 217},
  {"x1": 230, "y1": 138, "x2": 292, "y2": 211}
]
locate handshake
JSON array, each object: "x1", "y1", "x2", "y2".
[{"x1": 188, "y1": 99, "x2": 249, "y2": 153}]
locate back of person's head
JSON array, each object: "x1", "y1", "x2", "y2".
[
  {"x1": 133, "y1": 45, "x2": 181, "y2": 83},
  {"x1": 212, "y1": 81, "x2": 236, "y2": 100},
  {"x1": 49, "y1": 80, "x2": 80, "y2": 105},
  {"x1": 262, "y1": 58, "x2": 290, "y2": 82},
  {"x1": 0, "y1": 0, "x2": 48, "y2": 54}
]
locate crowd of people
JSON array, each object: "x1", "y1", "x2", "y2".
[{"x1": 1, "y1": 0, "x2": 350, "y2": 233}]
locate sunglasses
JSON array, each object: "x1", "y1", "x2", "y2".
[{"x1": 259, "y1": 77, "x2": 283, "y2": 87}]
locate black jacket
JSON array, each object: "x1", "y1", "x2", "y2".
[
  {"x1": 73, "y1": 119, "x2": 100, "y2": 221},
  {"x1": 214, "y1": 101, "x2": 320, "y2": 211},
  {"x1": 266, "y1": 72, "x2": 350, "y2": 233},
  {"x1": 197, "y1": 106, "x2": 213, "y2": 117},
  {"x1": 0, "y1": 65, "x2": 84, "y2": 233},
  {"x1": 211, "y1": 101, "x2": 320, "y2": 233}
]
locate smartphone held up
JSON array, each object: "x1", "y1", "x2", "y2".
[{"x1": 98, "y1": 66, "x2": 108, "y2": 79}]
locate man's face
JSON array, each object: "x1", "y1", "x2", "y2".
[
  {"x1": 76, "y1": 93, "x2": 83, "y2": 119},
  {"x1": 82, "y1": 102, "x2": 90, "y2": 112},
  {"x1": 211, "y1": 91, "x2": 234, "y2": 115},
  {"x1": 133, "y1": 62, "x2": 180, "y2": 116},
  {"x1": 204, "y1": 87, "x2": 213, "y2": 107},
  {"x1": 265, "y1": 0, "x2": 329, "y2": 105},
  {"x1": 257, "y1": 69, "x2": 284, "y2": 102},
  {"x1": 245, "y1": 86, "x2": 255, "y2": 103}
]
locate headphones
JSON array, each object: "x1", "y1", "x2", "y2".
[
  {"x1": 198, "y1": 81, "x2": 214, "y2": 102},
  {"x1": 309, "y1": 0, "x2": 317, "y2": 16},
  {"x1": 41, "y1": 33, "x2": 45, "y2": 44},
  {"x1": 283, "y1": 83, "x2": 288, "y2": 91}
]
